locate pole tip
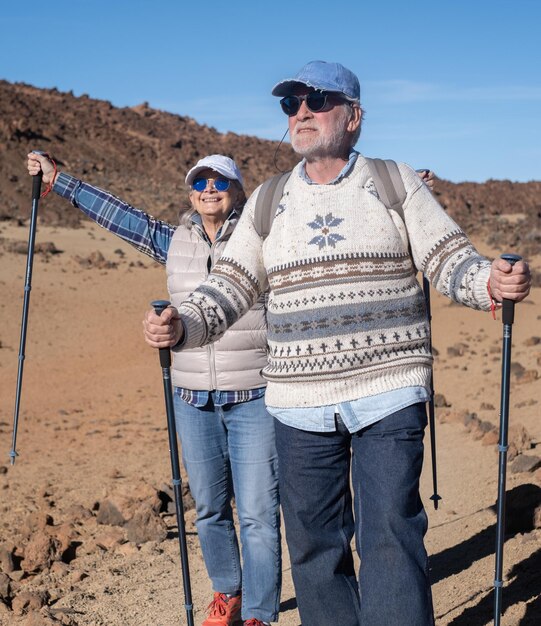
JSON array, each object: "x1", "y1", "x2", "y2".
[
  {"x1": 9, "y1": 449, "x2": 18, "y2": 466},
  {"x1": 430, "y1": 493, "x2": 442, "y2": 510}
]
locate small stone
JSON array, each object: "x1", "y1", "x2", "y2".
[
  {"x1": 0, "y1": 601, "x2": 12, "y2": 620},
  {"x1": 480, "y1": 402, "x2": 495, "y2": 411},
  {"x1": 481, "y1": 430, "x2": 499, "y2": 446},
  {"x1": 63, "y1": 504, "x2": 92, "y2": 525},
  {"x1": 510, "y1": 455, "x2": 541, "y2": 474},
  {"x1": 463, "y1": 412, "x2": 480, "y2": 430},
  {"x1": 116, "y1": 542, "x2": 140, "y2": 557},
  {"x1": 515, "y1": 369, "x2": 539, "y2": 384},
  {"x1": 49, "y1": 561, "x2": 70, "y2": 577},
  {"x1": 515, "y1": 398, "x2": 538, "y2": 408},
  {"x1": 21, "y1": 511, "x2": 54, "y2": 538},
  {"x1": 96, "y1": 500, "x2": 125, "y2": 526},
  {"x1": 0, "y1": 544, "x2": 15, "y2": 573},
  {"x1": 23, "y1": 610, "x2": 59, "y2": 626},
  {"x1": 11, "y1": 589, "x2": 49, "y2": 615},
  {"x1": 438, "y1": 409, "x2": 469, "y2": 424},
  {"x1": 94, "y1": 527, "x2": 126, "y2": 551},
  {"x1": 434, "y1": 394, "x2": 450, "y2": 408},
  {"x1": 126, "y1": 504, "x2": 168, "y2": 544},
  {"x1": 21, "y1": 531, "x2": 62, "y2": 573},
  {"x1": 447, "y1": 343, "x2": 469, "y2": 357},
  {"x1": 508, "y1": 424, "x2": 533, "y2": 461},
  {"x1": 70, "y1": 570, "x2": 88, "y2": 583},
  {"x1": 0, "y1": 572, "x2": 10, "y2": 602},
  {"x1": 510, "y1": 361, "x2": 525, "y2": 376}
]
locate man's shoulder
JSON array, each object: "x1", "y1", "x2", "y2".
[{"x1": 396, "y1": 162, "x2": 424, "y2": 191}]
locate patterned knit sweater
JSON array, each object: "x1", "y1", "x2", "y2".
[{"x1": 178, "y1": 155, "x2": 492, "y2": 408}]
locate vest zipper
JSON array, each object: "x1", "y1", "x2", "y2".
[{"x1": 208, "y1": 238, "x2": 218, "y2": 390}]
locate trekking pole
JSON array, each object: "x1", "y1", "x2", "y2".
[
  {"x1": 493, "y1": 253, "x2": 522, "y2": 626},
  {"x1": 151, "y1": 300, "x2": 194, "y2": 626},
  {"x1": 423, "y1": 276, "x2": 442, "y2": 510},
  {"x1": 9, "y1": 150, "x2": 45, "y2": 465}
]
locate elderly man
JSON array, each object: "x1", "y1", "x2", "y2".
[{"x1": 144, "y1": 61, "x2": 531, "y2": 626}]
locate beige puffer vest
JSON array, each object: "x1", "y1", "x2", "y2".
[{"x1": 167, "y1": 217, "x2": 268, "y2": 390}]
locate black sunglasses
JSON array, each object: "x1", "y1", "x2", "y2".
[
  {"x1": 191, "y1": 177, "x2": 231, "y2": 192},
  {"x1": 279, "y1": 91, "x2": 350, "y2": 116}
]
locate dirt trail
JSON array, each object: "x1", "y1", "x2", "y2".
[{"x1": 0, "y1": 222, "x2": 539, "y2": 625}]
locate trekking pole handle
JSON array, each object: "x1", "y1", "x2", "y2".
[
  {"x1": 500, "y1": 254, "x2": 522, "y2": 326},
  {"x1": 31, "y1": 150, "x2": 46, "y2": 200},
  {"x1": 151, "y1": 300, "x2": 173, "y2": 368}
]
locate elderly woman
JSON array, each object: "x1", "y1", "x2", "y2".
[{"x1": 27, "y1": 152, "x2": 280, "y2": 626}]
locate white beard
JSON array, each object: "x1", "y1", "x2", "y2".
[{"x1": 291, "y1": 107, "x2": 351, "y2": 160}]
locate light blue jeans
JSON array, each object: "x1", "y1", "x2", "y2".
[{"x1": 173, "y1": 391, "x2": 281, "y2": 622}]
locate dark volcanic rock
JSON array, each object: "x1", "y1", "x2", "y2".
[
  {"x1": 1, "y1": 80, "x2": 540, "y2": 257},
  {"x1": 0, "y1": 80, "x2": 299, "y2": 228}
]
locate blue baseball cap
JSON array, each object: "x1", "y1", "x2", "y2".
[{"x1": 271, "y1": 60, "x2": 360, "y2": 101}]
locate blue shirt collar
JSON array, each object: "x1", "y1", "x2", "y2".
[{"x1": 299, "y1": 149, "x2": 359, "y2": 185}]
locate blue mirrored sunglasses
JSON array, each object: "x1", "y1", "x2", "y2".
[{"x1": 192, "y1": 177, "x2": 231, "y2": 192}]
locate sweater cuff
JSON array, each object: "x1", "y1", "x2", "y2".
[
  {"x1": 472, "y1": 264, "x2": 493, "y2": 311},
  {"x1": 178, "y1": 304, "x2": 207, "y2": 349}
]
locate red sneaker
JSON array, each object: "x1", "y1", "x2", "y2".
[
  {"x1": 202, "y1": 592, "x2": 242, "y2": 626},
  {"x1": 244, "y1": 620, "x2": 270, "y2": 626}
]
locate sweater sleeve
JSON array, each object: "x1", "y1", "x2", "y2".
[
  {"x1": 177, "y1": 186, "x2": 268, "y2": 349},
  {"x1": 398, "y1": 163, "x2": 492, "y2": 311}
]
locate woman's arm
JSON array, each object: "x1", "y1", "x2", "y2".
[{"x1": 27, "y1": 152, "x2": 175, "y2": 264}]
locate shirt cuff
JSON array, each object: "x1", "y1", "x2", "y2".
[{"x1": 53, "y1": 172, "x2": 80, "y2": 200}]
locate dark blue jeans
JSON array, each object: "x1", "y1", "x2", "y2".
[{"x1": 274, "y1": 403, "x2": 434, "y2": 626}]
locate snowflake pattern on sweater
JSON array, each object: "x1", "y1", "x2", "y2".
[{"x1": 307, "y1": 213, "x2": 345, "y2": 249}]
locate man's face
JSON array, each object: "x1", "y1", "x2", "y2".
[{"x1": 287, "y1": 87, "x2": 357, "y2": 160}]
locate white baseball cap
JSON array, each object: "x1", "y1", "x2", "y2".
[{"x1": 185, "y1": 154, "x2": 244, "y2": 187}]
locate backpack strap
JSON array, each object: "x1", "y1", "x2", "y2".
[
  {"x1": 364, "y1": 157, "x2": 407, "y2": 222},
  {"x1": 253, "y1": 171, "x2": 291, "y2": 239}
]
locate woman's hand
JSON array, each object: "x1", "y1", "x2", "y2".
[
  {"x1": 417, "y1": 169, "x2": 435, "y2": 191},
  {"x1": 27, "y1": 152, "x2": 57, "y2": 185}
]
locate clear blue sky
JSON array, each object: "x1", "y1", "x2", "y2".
[{"x1": 1, "y1": 0, "x2": 539, "y2": 182}]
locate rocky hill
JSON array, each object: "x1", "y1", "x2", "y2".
[
  {"x1": 0, "y1": 80, "x2": 298, "y2": 227},
  {"x1": 1, "y1": 79, "x2": 540, "y2": 257}
]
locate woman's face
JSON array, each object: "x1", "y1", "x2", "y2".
[{"x1": 189, "y1": 168, "x2": 241, "y2": 223}]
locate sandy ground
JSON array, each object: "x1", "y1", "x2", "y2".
[{"x1": 0, "y1": 220, "x2": 539, "y2": 626}]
